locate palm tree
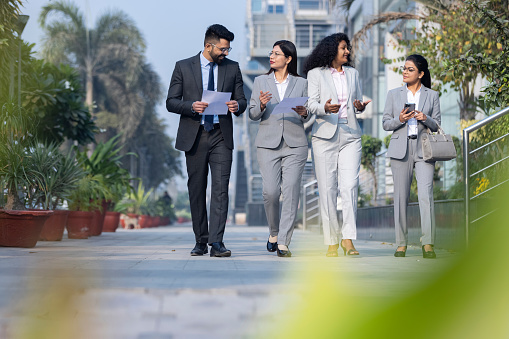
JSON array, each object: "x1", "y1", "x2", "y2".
[
  {"x1": 0, "y1": 0, "x2": 23, "y2": 99},
  {"x1": 39, "y1": 0, "x2": 145, "y2": 118}
]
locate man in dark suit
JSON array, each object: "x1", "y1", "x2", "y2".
[{"x1": 166, "y1": 24, "x2": 246, "y2": 257}]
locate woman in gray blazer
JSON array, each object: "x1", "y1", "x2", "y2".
[
  {"x1": 249, "y1": 40, "x2": 310, "y2": 257},
  {"x1": 382, "y1": 54, "x2": 440, "y2": 259},
  {"x1": 303, "y1": 33, "x2": 371, "y2": 257}
]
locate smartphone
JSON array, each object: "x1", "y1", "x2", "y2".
[{"x1": 404, "y1": 103, "x2": 416, "y2": 113}]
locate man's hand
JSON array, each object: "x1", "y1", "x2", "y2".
[
  {"x1": 192, "y1": 101, "x2": 209, "y2": 114},
  {"x1": 226, "y1": 100, "x2": 239, "y2": 113}
]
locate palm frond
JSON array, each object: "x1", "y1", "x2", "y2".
[{"x1": 351, "y1": 12, "x2": 423, "y2": 60}]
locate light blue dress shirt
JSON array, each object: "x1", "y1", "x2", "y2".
[{"x1": 200, "y1": 52, "x2": 219, "y2": 124}]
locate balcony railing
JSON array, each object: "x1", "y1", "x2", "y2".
[{"x1": 463, "y1": 106, "x2": 509, "y2": 246}]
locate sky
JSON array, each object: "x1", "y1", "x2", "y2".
[{"x1": 20, "y1": 0, "x2": 248, "y2": 141}]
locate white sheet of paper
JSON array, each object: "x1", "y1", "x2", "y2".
[
  {"x1": 200, "y1": 90, "x2": 232, "y2": 115},
  {"x1": 271, "y1": 97, "x2": 309, "y2": 115}
]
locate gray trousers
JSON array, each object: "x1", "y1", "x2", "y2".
[
  {"x1": 390, "y1": 138, "x2": 436, "y2": 246},
  {"x1": 257, "y1": 139, "x2": 307, "y2": 246}
]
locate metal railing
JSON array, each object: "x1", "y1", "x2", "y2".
[
  {"x1": 302, "y1": 180, "x2": 320, "y2": 231},
  {"x1": 463, "y1": 106, "x2": 509, "y2": 247}
]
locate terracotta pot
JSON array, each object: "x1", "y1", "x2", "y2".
[
  {"x1": 0, "y1": 209, "x2": 54, "y2": 248},
  {"x1": 103, "y1": 211, "x2": 121, "y2": 232},
  {"x1": 66, "y1": 211, "x2": 93, "y2": 239},
  {"x1": 89, "y1": 200, "x2": 108, "y2": 236},
  {"x1": 138, "y1": 214, "x2": 151, "y2": 228},
  {"x1": 39, "y1": 210, "x2": 69, "y2": 241}
]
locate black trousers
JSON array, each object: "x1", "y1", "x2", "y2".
[{"x1": 185, "y1": 125, "x2": 232, "y2": 244}]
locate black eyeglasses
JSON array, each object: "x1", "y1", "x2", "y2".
[{"x1": 210, "y1": 43, "x2": 232, "y2": 53}]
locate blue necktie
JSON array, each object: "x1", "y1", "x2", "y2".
[{"x1": 204, "y1": 62, "x2": 215, "y2": 132}]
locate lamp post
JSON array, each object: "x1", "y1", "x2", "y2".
[{"x1": 16, "y1": 15, "x2": 29, "y2": 107}]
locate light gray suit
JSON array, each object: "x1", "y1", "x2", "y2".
[
  {"x1": 249, "y1": 74, "x2": 309, "y2": 246},
  {"x1": 382, "y1": 85, "x2": 441, "y2": 246},
  {"x1": 307, "y1": 66, "x2": 363, "y2": 245}
]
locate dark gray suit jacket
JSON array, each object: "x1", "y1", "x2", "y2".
[{"x1": 166, "y1": 52, "x2": 247, "y2": 151}]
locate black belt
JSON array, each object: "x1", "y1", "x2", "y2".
[{"x1": 408, "y1": 135, "x2": 417, "y2": 139}]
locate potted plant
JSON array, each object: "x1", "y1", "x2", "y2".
[
  {"x1": 0, "y1": 103, "x2": 53, "y2": 248},
  {"x1": 27, "y1": 144, "x2": 85, "y2": 241},
  {"x1": 66, "y1": 174, "x2": 109, "y2": 239},
  {"x1": 76, "y1": 135, "x2": 133, "y2": 234},
  {"x1": 117, "y1": 181, "x2": 152, "y2": 229}
]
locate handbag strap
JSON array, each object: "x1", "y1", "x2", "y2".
[{"x1": 425, "y1": 124, "x2": 446, "y2": 137}]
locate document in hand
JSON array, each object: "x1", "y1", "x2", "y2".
[
  {"x1": 201, "y1": 90, "x2": 232, "y2": 115},
  {"x1": 271, "y1": 97, "x2": 309, "y2": 115}
]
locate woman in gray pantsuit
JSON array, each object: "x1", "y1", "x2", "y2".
[
  {"x1": 249, "y1": 40, "x2": 310, "y2": 257},
  {"x1": 304, "y1": 33, "x2": 371, "y2": 257},
  {"x1": 382, "y1": 54, "x2": 440, "y2": 259}
]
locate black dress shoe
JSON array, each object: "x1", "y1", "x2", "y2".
[
  {"x1": 190, "y1": 243, "x2": 208, "y2": 256},
  {"x1": 276, "y1": 247, "x2": 292, "y2": 257},
  {"x1": 267, "y1": 239, "x2": 277, "y2": 252},
  {"x1": 422, "y1": 245, "x2": 436, "y2": 259},
  {"x1": 210, "y1": 242, "x2": 231, "y2": 257}
]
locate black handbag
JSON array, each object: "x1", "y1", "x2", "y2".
[{"x1": 421, "y1": 125, "x2": 457, "y2": 161}]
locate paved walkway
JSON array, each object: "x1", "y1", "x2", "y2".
[{"x1": 0, "y1": 225, "x2": 456, "y2": 339}]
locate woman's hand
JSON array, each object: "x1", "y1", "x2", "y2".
[
  {"x1": 353, "y1": 99, "x2": 372, "y2": 112},
  {"x1": 399, "y1": 107, "x2": 415, "y2": 123},
  {"x1": 292, "y1": 105, "x2": 308, "y2": 117},
  {"x1": 414, "y1": 110, "x2": 427, "y2": 121},
  {"x1": 259, "y1": 91, "x2": 272, "y2": 111},
  {"x1": 324, "y1": 98, "x2": 341, "y2": 113}
]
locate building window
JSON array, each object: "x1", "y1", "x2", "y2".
[
  {"x1": 268, "y1": 5, "x2": 284, "y2": 13},
  {"x1": 312, "y1": 25, "x2": 328, "y2": 47},
  {"x1": 296, "y1": 25, "x2": 310, "y2": 48},
  {"x1": 252, "y1": 0, "x2": 262, "y2": 12},
  {"x1": 298, "y1": 0, "x2": 325, "y2": 10}
]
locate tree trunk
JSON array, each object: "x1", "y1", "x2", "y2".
[
  {"x1": 86, "y1": 61, "x2": 94, "y2": 116},
  {"x1": 5, "y1": 184, "x2": 25, "y2": 210}
]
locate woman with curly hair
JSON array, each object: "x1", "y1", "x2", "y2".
[{"x1": 303, "y1": 33, "x2": 371, "y2": 257}]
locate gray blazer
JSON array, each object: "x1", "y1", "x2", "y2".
[
  {"x1": 306, "y1": 66, "x2": 363, "y2": 139},
  {"x1": 249, "y1": 74, "x2": 310, "y2": 148},
  {"x1": 382, "y1": 85, "x2": 441, "y2": 159}
]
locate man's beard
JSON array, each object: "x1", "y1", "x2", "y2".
[{"x1": 211, "y1": 53, "x2": 225, "y2": 65}]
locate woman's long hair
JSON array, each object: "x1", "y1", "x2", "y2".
[
  {"x1": 267, "y1": 40, "x2": 299, "y2": 77},
  {"x1": 303, "y1": 33, "x2": 352, "y2": 75},
  {"x1": 406, "y1": 54, "x2": 431, "y2": 89}
]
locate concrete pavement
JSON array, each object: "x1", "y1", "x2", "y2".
[{"x1": 0, "y1": 225, "x2": 457, "y2": 339}]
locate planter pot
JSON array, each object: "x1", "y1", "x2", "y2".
[
  {"x1": 89, "y1": 200, "x2": 108, "y2": 236},
  {"x1": 138, "y1": 214, "x2": 151, "y2": 228},
  {"x1": 103, "y1": 211, "x2": 121, "y2": 232},
  {"x1": 39, "y1": 210, "x2": 69, "y2": 241},
  {"x1": 66, "y1": 211, "x2": 93, "y2": 239},
  {"x1": 0, "y1": 209, "x2": 54, "y2": 248}
]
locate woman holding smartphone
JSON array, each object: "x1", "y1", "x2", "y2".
[
  {"x1": 248, "y1": 40, "x2": 310, "y2": 257},
  {"x1": 304, "y1": 33, "x2": 370, "y2": 257},
  {"x1": 382, "y1": 54, "x2": 441, "y2": 258}
]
